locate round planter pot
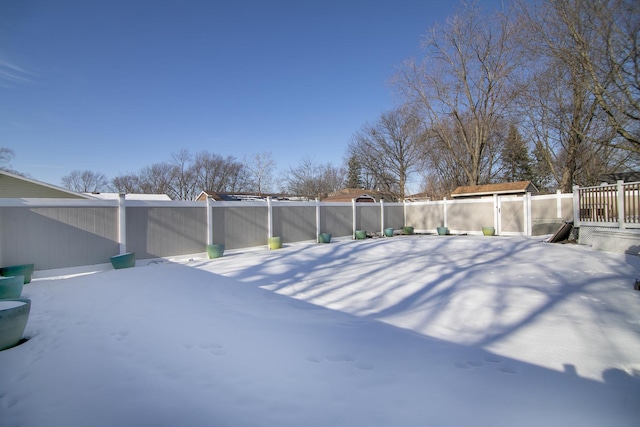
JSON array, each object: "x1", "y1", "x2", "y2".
[
  {"x1": 206, "y1": 244, "x2": 225, "y2": 259},
  {"x1": 0, "y1": 264, "x2": 34, "y2": 284},
  {"x1": 437, "y1": 227, "x2": 449, "y2": 236},
  {"x1": 268, "y1": 236, "x2": 282, "y2": 250},
  {"x1": 482, "y1": 227, "x2": 495, "y2": 236},
  {"x1": 355, "y1": 230, "x2": 367, "y2": 240},
  {"x1": 318, "y1": 233, "x2": 332, "y2": 243},
  {"x1": 0, "y1": 275, "x2": 25, "y2": 299},
  {"x1": 384, "y1": 228, "x2": 394, "y2": 237},
  {"x1": 110, "y1": 252, "x2": 136, "y2": 269},
  {"x1": 402, "y1": 226, "x2": 414, "y2": 235},
  {"x1": 0, "y1": 298, "x2": 31, "y2": 351}
]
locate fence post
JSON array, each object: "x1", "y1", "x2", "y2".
[
  {"x1": 556, "y1": 189, "x2": 562, "y2": 218},
  {"x1": 352, "y1": 198, "x2": 357, "y2": 239},
  {"x1": 572, "y1": 185, "x2": 580, "y2": 226},
  {"x1": 617, "y1": 180, "x2": 625, "y2": 229},
  {"x1": 525, "y1": 192, "x2": 532, "y2": 236},
  {"x1": 118, "y1": 193, "x2": 127, "y2": 254},
  {"x1": 315, "y1": 198, "x2": 321, "y2": 242},
  {"x1": 206, "y1": 196, "x2": 213, "y2": 245},
  {"x1": 493, "y1": 194, "x2": 499, "y2": 234},
  {"x1": 267, "y1": 196, "x2": 273, "y2": 239},
  {"x1": 380, "y1": 198, "x2": 385, "y2": 235},
  {"x1": 443, "y1": 197, "x2": 448, "y2": 229}
]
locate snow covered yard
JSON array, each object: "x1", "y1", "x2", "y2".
[{"x1": 1, "y1": 235, "x2": 639, "y2": 426}]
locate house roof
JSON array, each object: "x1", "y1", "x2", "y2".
[
  {"x1": 0, "y1": 169, "x2": 93, "y2": 199},
  {"x1": 599, "y1": 171, "x2": 640, "y2": 184},
  {"x1": 451, "y1": 181, "x2": 538, "y2": 198},
  {"x1": 196, "y1": 191, "x2": 297, "y2": 202},
  {"x1": 86, "y1": 192, "x2": 172, "y2": 201},
  {"x1": 321, "y1": 188, "x2": 391, "y2": 203}
]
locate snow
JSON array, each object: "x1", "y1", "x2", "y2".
[{"x1": 1, "y1": 235, "x2": 639, "y2": 426}]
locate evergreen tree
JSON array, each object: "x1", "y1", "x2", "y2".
[
  {"x1": 346, "y1": 155, "x2": 363, "y2": 189},
  {"x1": 501, "y1": 125, "x2": 533, "y2": 183}
]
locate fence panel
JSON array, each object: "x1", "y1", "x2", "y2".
[
  {"x1": 447, "y1": 200, "x2": 494, "y2": 233},
  {"x1": 500, "y1": 199, "x2": 524, "y2": 234},
  {"x1": 1, "y1": 206, "x2": 118, "y2": 270},
  {"x1": 212, "y1": 205, "x2": 268, "y2": 250},
  {"x1": 404, "y1": 202, "x2": 444, "y2": 231},
  {"x1": 127, "y1": 206, "x2": 206, "y2": 259},
  {"x1": 578, "y1": 185, "x2": 618, "y2": 223},
  {"x1": 356, "y1": 203, "x2": 380, "y2": 234},
  {"x1": 384, "y1": 204, "x2": 404, "y2": 230},
  {"x1": 273, "y1": 205, "x2": 316, "y2": 243},
  {"x1": 623, "y1": 182, "x2": 639, "y2": 224},
  {"x1": 319, "y1": 204, "x2": 352, "y2": 237}
]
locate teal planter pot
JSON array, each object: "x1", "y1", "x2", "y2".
[
  {"x1": 1, "y1": 264, "x2": 34, "y2": 284},
  {"x1": 0, "y1": 276, "x2": 24, "y2": 299},
  {"x1": 482, "y1": 227, "x2": 495, "y2": 236},
  {"x1": 355, "y1": 230, "x2": 367, "y2": 240},
  {"x1": 402, "y1": 226, "x2": 414, "y2": 235},
  {"x1": 318, "y1": 233, "x2": 332, "y2": 243},
  {"x1": 268, "y1": 236, "x2": 282, "y2": 250},
  {"x1": 437, "y1": 227, "x2": 449, "y2": 235},
  {"x1": 206, "y1": 244, "x2": 225, "y2": 259},
  {"x1": 0, "y1": 298, "x2": 31, "y2": 351},
  {"x1": 384, "y1": 228, "x2": 394, "y2": 237},
  {"x1": 110, "y1": 252, "x2": 136, "y2": 269}
]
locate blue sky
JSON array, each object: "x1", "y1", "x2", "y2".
[{"x1": 1, "y1": 0, "x2": 505, "y2": 190}]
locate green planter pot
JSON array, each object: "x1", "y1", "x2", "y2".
[
  {"x1": 402, "y1": 226, "x2": 414, "y2": 235},
  {"x1": 384, "y1": 227, "x2": 394, "y2": 237},
  {"x1": 437, "y1": 227, "x2": 449, "y2": 235},
  {"x1": 0, "y1": 264, "x2": 34, "y2": 284},
  {"x1": 268, "y1": 236, "x2": 282, "y2": 250},
  {"x1": 318, "y1": 233, "x2": 332, "y2": 243},
  {"x1": 482, "y1": 227, "x2": 495, "y2": 236},
  {"x1": 110, "y1": 252, "x2": 136, "y2": 269},
  {"x1": 355, "y1": 230, "x2": 367, "y2": 240},
  {"x1": 0, "y1": 276, "x2": 24, "y2": 299},
  {"x1": 0, "y1": 298, "x2": 31, "y2": 351},
  {"x1": 206, "y1": 244, "x2": 225, "y2": 259}
]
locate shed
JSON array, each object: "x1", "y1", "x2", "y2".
[
  {"x1": 321, "y1": 188, "x2": 393, "y2": 203},
  {"x1": 451, "y1": 181, "x2": 539, "y2": 199}
]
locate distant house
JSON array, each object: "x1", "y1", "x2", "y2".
[
  {"x1": 87, "y1": 192, "x2": 172, "y2": 201},
  {"x1": 598, "y1": 171, "x2": 640, "y2": 184},
  {"x1": 321, "y1": 188, "x2": 394, "y2": 203},
  {"x1": 0, "y1": 169, "x2": 92, "y2": 199},
  {"x1": 195, "y1": 191, "x2": 297, "y2": 202},
  {"x1": 451, "y1": 181, "x2": 539, "y2": 199}
]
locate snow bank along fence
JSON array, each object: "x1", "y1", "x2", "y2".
[
  {"x1": 573, "y1": 180, "x2": 640, "y2": 255},
  {"x1": 0, "y1": 192, "x2": 571, "y2": 272}
]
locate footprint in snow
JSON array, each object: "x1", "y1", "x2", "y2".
[
  {"x1": 499, "y1": 364, "x2": 518, "y2": 375},
  {"x1": 198, "y1": 342, "x2": 226, "y2": 356}
]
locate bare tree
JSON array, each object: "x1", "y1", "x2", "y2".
[
  {"x1": 110, "y1": 173, "x2": 143, "y2": 193},
  {"x1": 516, "y1": 0, "x2": 624, "y2": 191},
  {"x1": 0, "y1": 147, "x2": 21, "y2": 175},
  {"x1": 61, "y1": 170, "x2": 109, "y2": 193},
  {"x1": 349, "y1": 106, "x2": 426, "y2": 200},
  {"x1": 544, "y1": 0, "x2": 640, "y2": 149},
  {"x1": 395, "y1": 1, "x2": 522, "y2": 187},
  {"x1": 243, "y1": 151, "x2": 277, "y2": 195},
  {"x1": 285, "y1": 157, "x2": 345, "y2": 200},
  {"x1": 192, "y1": 151, "x2": 247, "y2": 194}
]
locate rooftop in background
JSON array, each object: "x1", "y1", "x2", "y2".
[
  {"x1": 321, "y1": 188, "x2": 395, "y2": 203},
  {"x1": 451, "y1": 181, "x2": 539, "y2": 199},
  {"x1": 599, "y1": 171, "x2": 640, "y2": 184},
  {"x1": 195, "y1": 191, "x2": 302, "y2": 202},
  {"x1": 87, "y1": 193, "x2": 172, "y2": 201}
]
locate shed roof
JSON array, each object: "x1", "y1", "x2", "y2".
[{"x1": 451, "y1": 181, "x2": 538, "y2": 198}]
